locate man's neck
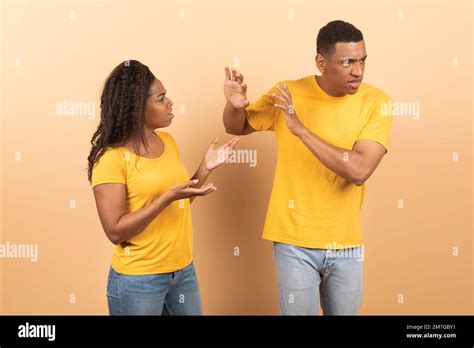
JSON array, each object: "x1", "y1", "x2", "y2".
[{"x1": 315, "y1": 75, "x2": 345, "y2": 97}]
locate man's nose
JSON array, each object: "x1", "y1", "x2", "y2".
[{"x1": 352, "y1": 62, "x2": 363, "y2": 77}]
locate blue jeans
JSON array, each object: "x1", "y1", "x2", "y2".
[
  {"x1": 107, "y1": 261, "x2": 202, "y2": 315},
  {"x1": 273, "y1": 242, "x2": 363, "y2": 315}
]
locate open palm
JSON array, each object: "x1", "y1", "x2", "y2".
[
  {"x1": 224, "y1": 67, "x2": 250, "y2": 109},
  {"x1": 204, "y1": 136, "x2": 240, "y2": 171}
]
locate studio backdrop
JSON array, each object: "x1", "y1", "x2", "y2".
[{"x1": 0, "y1": 0, "x2": 472, "y2": 314}]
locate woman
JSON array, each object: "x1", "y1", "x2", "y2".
[{"x1": 87, "y1": 60, "x2": 238, "y2": 315}]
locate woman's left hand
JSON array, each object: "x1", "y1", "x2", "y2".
[{"x1": 204, "y1": 136, "x2": 240, "y2": 172}]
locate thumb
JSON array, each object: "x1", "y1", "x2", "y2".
[{"x1": 177, "y1": 179, "x2": 198, "y2": 190}]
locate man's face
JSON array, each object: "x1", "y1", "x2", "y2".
[{"x1": 317, "y1": 40, "x2": 367, "y2": 96}]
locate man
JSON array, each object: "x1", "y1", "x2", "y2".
[{"x1": 222, "y1": 20, "x2": 393, "y2": 315}]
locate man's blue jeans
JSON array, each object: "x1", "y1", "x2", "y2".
[{"x1": 273, "y1": 241, "x2": 363, "y2": 315}]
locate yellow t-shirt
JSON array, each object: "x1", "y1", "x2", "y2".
[
  {"x1": 245, "y1": 75, "x2": 393, "y2": 249},
  {"x1": 91, "y1": 131, "x2": 193, "y2": 275}
]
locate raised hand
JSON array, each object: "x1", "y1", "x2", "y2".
[
  {"x1": 204, "y1": 136, "x2": 240, "y2": 171},
  {"x1": 273, "y1": 83, "x2": 306, "y2": 136},
  {"x1": 224, "y1": 67, "x2": 250, "y2": 109}
]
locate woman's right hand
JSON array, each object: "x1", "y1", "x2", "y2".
[{"x1": 164, "y1": 179, "x2": 216, "y2": 202}]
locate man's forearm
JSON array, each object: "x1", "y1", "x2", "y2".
[
  {"x1": 297, "y1": 128, "x2": 368, "y2": 185},
  {"x1": 223, "y1": 100, "x2": 247, "y2": 134}
]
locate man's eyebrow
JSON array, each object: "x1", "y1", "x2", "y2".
[
  {"x1": 155, "y1": 91, "x2": 167, "y2": 97},
  {"x1": 345, "y1": 54, "x2": 368, "y2": 61}
]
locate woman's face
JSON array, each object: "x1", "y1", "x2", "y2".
[{"x1": 144, "y1": 79, "x2": 174, "y2": 129}]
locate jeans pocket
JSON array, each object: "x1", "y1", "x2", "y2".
[{"x1": 107, "y1": 266, "x2": 119, "y2": 298}]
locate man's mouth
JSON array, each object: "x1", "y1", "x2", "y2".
[{"x1": 348, "y1": 80, "x2": 361, "y2": 88}]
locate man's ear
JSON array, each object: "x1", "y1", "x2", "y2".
[{"x1": 315, "y1": 53, "x2": 326, "y2": 74}]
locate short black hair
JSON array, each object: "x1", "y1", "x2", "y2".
[{"x1": 317, "y1": 20, "x2": 364, "y2": 56}]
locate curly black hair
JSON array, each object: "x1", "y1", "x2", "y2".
[
  {"x1": 317, "y1": 20, "x2": 364, "y2": 56},
  {"x1": 87, "y1": 60, "x2": 156, "y2": 182}
]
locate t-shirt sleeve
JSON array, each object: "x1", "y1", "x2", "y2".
[
  {"x1": 356, "y1": 94, "x2": 394, "y2": 152},
  {"x1": 91, "y1": 148, "x2": 126, "y2": 188},
  {"x1": 245, "y1": 82, "x2": 282, "y2": 132}
]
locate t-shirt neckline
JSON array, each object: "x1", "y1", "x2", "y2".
[
  {"x1": 120, "y1": 130, "x2": 167, "y2": 161},
  {"x1": 311, "y1": 75, "x2": 351, "y2": 102}
]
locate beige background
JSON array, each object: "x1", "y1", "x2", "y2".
[{"x1": 0, "y1": 0, "x2": 472, "y2": 314}]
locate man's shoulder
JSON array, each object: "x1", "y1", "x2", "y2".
[{"x1": 358, "y1": 82, "x2": 391, "y2": 101}]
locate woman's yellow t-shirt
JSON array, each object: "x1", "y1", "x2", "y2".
[{"x1": 91, "y1": 131, "x2": 193, "y2": 275}]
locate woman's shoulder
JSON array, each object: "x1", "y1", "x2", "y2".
[
  {"x1": 155, "y1": 130, "x2": 175, "y2": 143},
  {"x1": 95, "y1": 146, "x2": 127, "y2": 166},
  {"x1": 154, "y1": 130, "x2": 180, "y2": 156}
]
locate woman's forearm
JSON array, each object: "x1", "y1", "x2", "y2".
[{"x1": 189, "y1": 160, "x2": 212, "y2": 203}]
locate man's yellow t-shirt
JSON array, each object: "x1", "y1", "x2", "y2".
[
  {"x1": 91, "y1": 131, "x2": 193, "y2": 275},
  {"x1": 245, "y1": 75, "x2": 393, "y2": 249}
]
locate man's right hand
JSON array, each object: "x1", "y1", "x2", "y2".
[{"x1": 224, "y1": 67, "x2": 250, "y2": 109}]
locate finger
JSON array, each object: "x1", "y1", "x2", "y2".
[
  {"x1": 275, "y1": 85, "x2": 290, "y2": 104},
  {"x1": 192, "y1": 185, "x2": 217, "y2": 196},
  {"x1": 228, "y1": 141, "x2": 238, "y2": 151},
  {"x1": 274, "y1": 103, "x2": 288, "y2": 111},
  {"x1": 182, "y1": 186, "x2": 213, "y2": 196},
  {"x1": 272, "y1": 93, "x2": 288, "y2": 105},
  {"x1": 230, "y1": 68, "x2": 237, "y2": 81},
  {"x1": 276, "y1": 83, "x2": 290, "y2": 102},
  {"x1": 225, "y1": 66, "x2": 231, "y2": 81},
  {"x1": 223, "y1": 136, "x2": 238, "y2": 149},
  {"x1": 177, "y1": 179, "x2": 199, "y2": 190},
  {"x1": 229, "y1": 137, "x2": 240, "y2": 149},
  {"x1": 201, "y1": 184, "x2": 217, "y2": 193},
  {"x1": 283, "y1": 83, "x2": 292, "y2": 102},
  {"x1": 200, "y1": 187, "x2": 217, "y2": 196},
  {"x1": 229, "y1": 137, "x2": 240, "y2": 148},
  {"x1": 208, "y1": 136, "x2": 219, "y2": 150},
  {"x1": 235, "y1": 71, "x2": 244, "y2": 84}
]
